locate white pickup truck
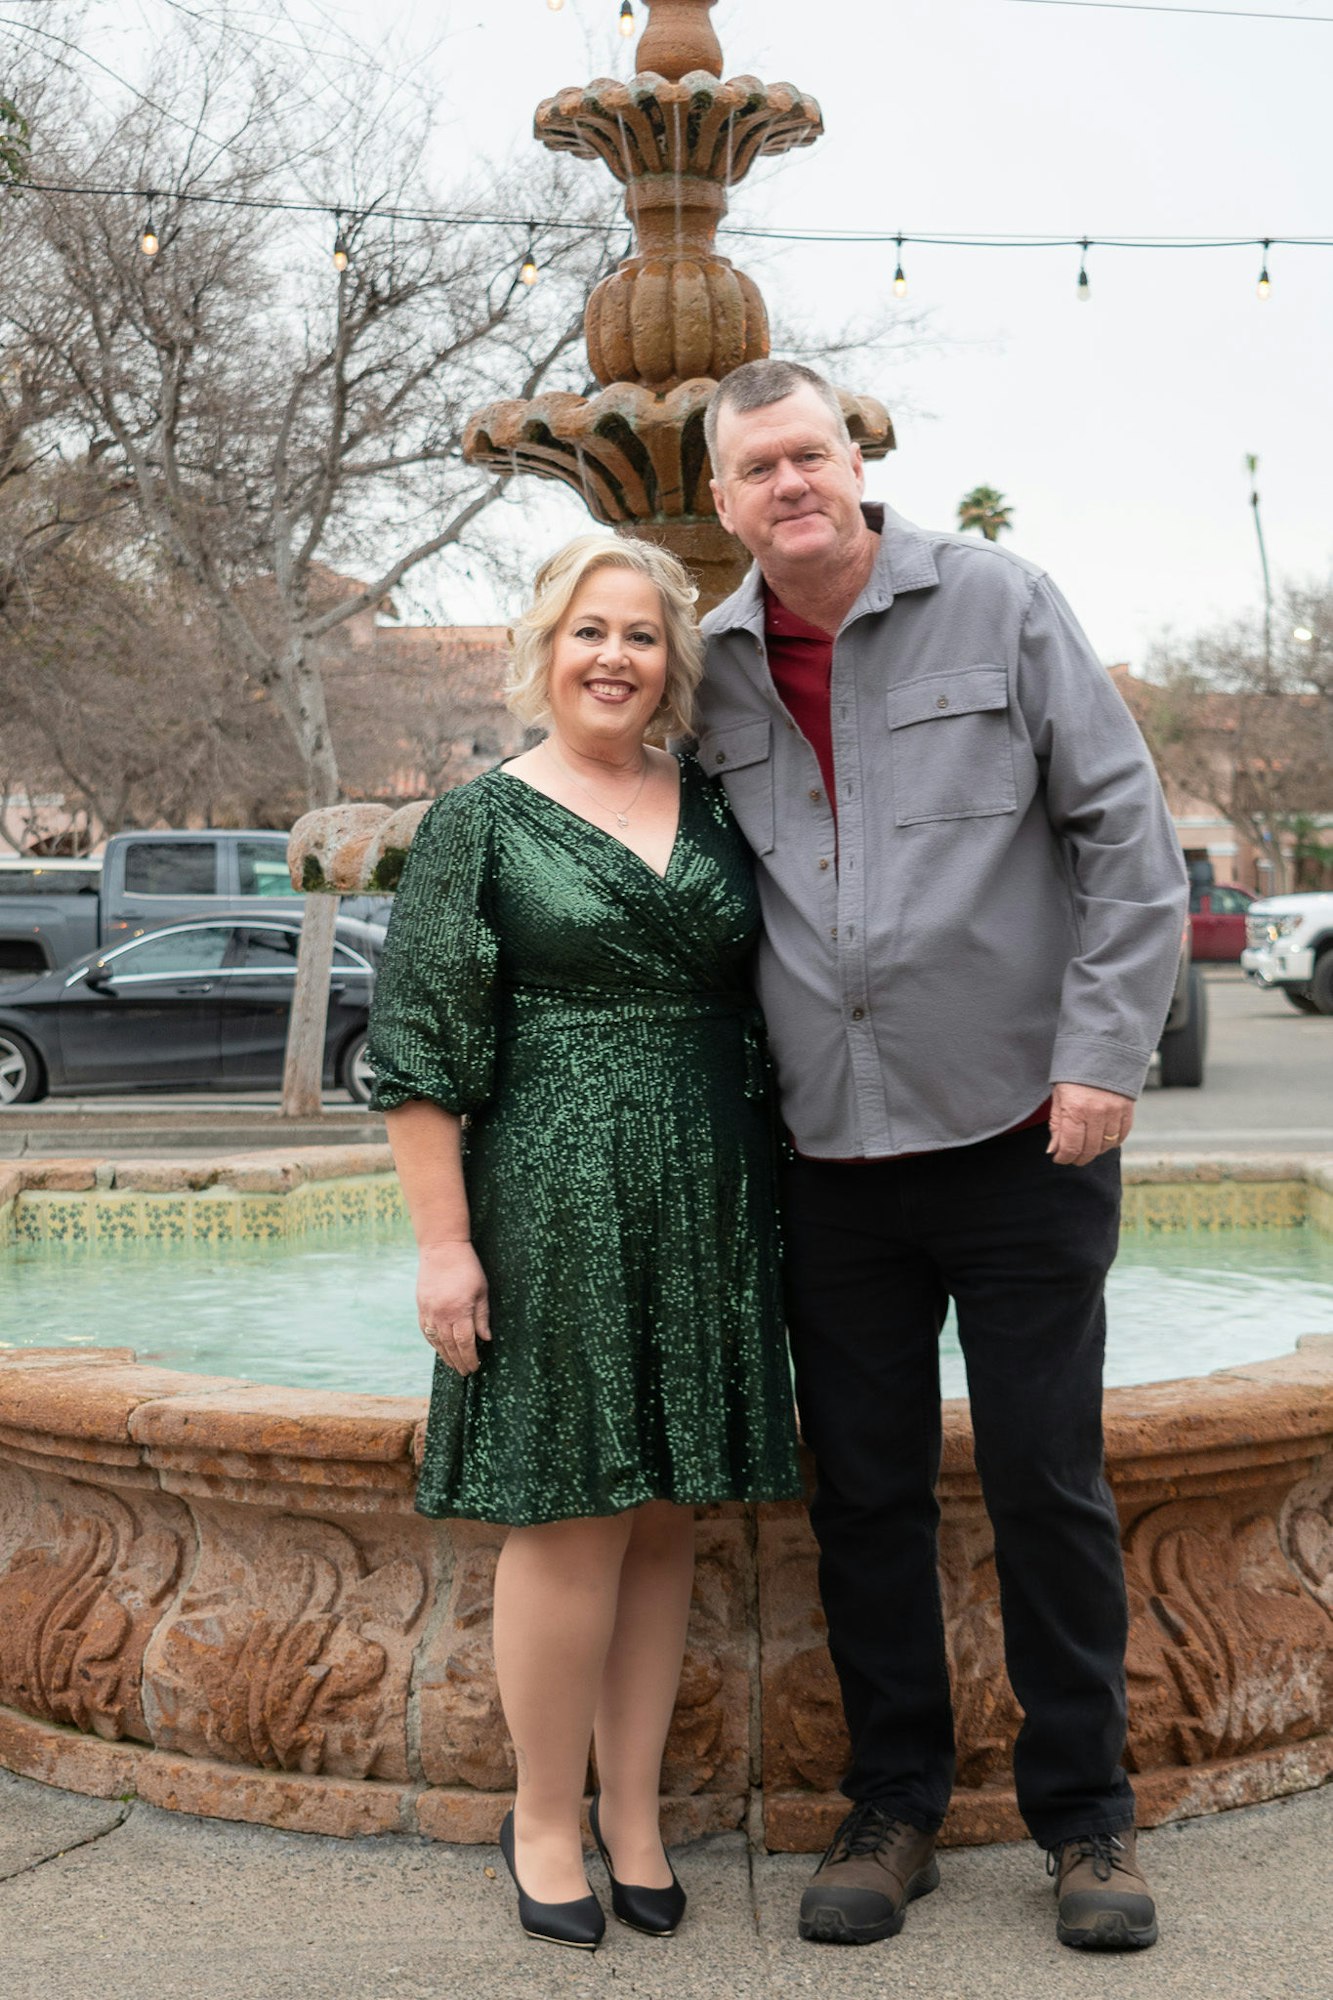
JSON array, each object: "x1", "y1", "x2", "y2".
[{"x1": 1240, "y1": 892, "x2": 1333, "y2": 1015}]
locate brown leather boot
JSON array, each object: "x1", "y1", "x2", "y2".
[
  {"x1": 798, "y1": 1802, "x2": 939, "y2": 1945},
  {"x1": 1049, "y1": 1830, "x2": 1158, "y2": 1951}
]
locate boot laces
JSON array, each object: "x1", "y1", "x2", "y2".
[
  {"x1": 823, "y1": 1802, "x2": 912, "y2": 1868},
  {"x1": 1046, "y1": 1832, "x2": 1127, "y2": 1883}
]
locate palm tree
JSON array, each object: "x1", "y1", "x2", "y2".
[{"x1": 957, "y1": 486, "x2": 1014, "y2": 542}]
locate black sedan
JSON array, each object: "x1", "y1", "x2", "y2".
[{"x1": 0, "y1": 915, "x2": 378, "y2": 1105}]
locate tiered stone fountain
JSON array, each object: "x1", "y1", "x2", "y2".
[{"x1": 462, "y1": 0, "x2": 893, "y2": 612}]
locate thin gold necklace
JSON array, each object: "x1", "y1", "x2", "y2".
[{"x1": 543, "y1": 739, "x2": 650, "y2": 830}]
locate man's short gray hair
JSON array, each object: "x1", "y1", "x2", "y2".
[{"x1": 704, "y1": 360, "x2": 851, "y2": 473}]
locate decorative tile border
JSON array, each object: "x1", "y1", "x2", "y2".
[
  {"x1": 3, "y1": 1148, "x2": 1332, "y2": 1256},
  {"x1": 0, "y1": 1148, "x2": 406, "y2": 1253}
]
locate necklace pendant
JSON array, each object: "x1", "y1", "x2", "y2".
[{"x1": 614, "y1": 812, "x2": 629, "y2": 829}]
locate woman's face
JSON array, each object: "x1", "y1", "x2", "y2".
[{"x1": 546, "y1": 566, "x2": 670, "y2": 750}]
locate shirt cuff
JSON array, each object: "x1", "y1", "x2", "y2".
[{"x1": 1049, "y1": 1034, "x2": 1153, "y2": 1101}]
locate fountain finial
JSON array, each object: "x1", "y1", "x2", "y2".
[{"x1": 636, "y1": 0, "x2": 722, "y2": 82}]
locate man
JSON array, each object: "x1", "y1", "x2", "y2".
[{"x1": 698, "y1": 359, "x2": 1187, "y2": 1954}]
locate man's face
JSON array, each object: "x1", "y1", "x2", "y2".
[{"x1": 709, "y1": 386, "x2": 866, "y2": 572}]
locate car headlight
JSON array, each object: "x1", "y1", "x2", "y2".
[{"x1": 1247, "y1": 915, "x2": 1298, "y2": 945}]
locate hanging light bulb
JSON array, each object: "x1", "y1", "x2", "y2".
[
  {"x1": 332, "y1": 212, "x2": 350, "y2": 273},
  {"x1": 139, "y1": 193, "x2": 159, "y2": 257},
  {"x1": 519, "y1": 242, "x2": 539, "y2": 286},
  {"x1": 547, "y1": 0, "x2": 565, "y2": 9},
  {"x1": 1256, "y1": 239, "x2": 1271, "y2": 299},
  {"x1": 892, "y1": 235, "x2": 907, "y2": 299},
  {"x1": 619, "y1": 0, "x2": 635, "y2": 36},
  {"x1": 1076, "y1": 238, "x2": 1090, "y2": 302}
]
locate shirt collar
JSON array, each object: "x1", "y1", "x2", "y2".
[{"x1": 708, "y1": 502, "x2": 940, "y2": 637}]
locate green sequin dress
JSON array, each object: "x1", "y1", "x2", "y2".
[{"x1": 367, "y1": 752, "x2": 801, "y2": 1526}]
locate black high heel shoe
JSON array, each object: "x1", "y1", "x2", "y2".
[
  {"x1": 498, "y1": 1810, "x2": 605, "y2": 1951},
  {"x1": 589, "y1": 1793, "x2": 687, "y2": 1937}
]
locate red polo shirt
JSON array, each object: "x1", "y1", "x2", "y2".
[{"x1": 762, "y1": 581, "x2": 1051, "y2": 1154}]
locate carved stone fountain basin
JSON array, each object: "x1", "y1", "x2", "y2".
[{"x1": 1, "y1": 1149, "x2": 1331, "y2": 1849}]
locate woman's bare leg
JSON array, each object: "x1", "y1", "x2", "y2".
[
  {"x1": 493, "y1": 1512, "x2": 634, "y2": 1903},
  {"x1": 592, "y1": 1500, "x2": 697, "y2": 1888}
]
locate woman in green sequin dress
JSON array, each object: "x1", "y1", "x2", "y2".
[{"x1": 368, "y1": 535, "x2": 799, "y2": 1943}]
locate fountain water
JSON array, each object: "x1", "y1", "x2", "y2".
[{"x1": 462, "y1": 0, "x2": 893, "y2": 611}]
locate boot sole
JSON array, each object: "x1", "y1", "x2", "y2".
[
  {"x1": 1058, "y1": 1910, "x2": 1158, "y2": 1952},
  {"x1": 798, "y1": 1860, "x2": 940, "y2": 1946}
]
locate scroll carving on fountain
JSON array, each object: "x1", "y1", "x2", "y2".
[{"x1": 462, "y1": 0, "x2": 894, "y2": 613}]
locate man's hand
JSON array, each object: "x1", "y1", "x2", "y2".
[{"x1": 1047, "y1": 1083, "x2": 1135, "y2": 1167}]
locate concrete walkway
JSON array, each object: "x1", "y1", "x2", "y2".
[{"x1": 2, "y1": 1770, "x2": 1328, "y2": 2000}]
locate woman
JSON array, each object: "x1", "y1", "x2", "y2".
[{"x1": 367, "y1": 534, "x2": 799, "y2": 1951}]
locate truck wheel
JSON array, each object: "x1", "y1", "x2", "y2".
[
  {"x1": 0, "y1": 1029, "x2": 46, "y2": 1105},
  {"x1": 1310, "y1": 953, "x2": 1333, "y2": 1017},
  {"x1": 341, "y1": 1028, "x2": 374, "y2": 1105},
  {"x1": 1159, "y1": 965, "x2": 1207, "y2": 1087},
  {"x1": 1283, "y1": 988, "x2": 1320, "y2": 1015}
]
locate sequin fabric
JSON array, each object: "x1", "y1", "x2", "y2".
[{"x1": 367, "y1": 753, "x2": 801, "y2": 1525}]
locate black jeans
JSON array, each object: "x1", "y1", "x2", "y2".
[{"x1": 782, "y1": 1121, "x2": 1135, "y2": 1849}]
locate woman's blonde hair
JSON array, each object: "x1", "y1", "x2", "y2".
[{"x1": 506, "y1": 533, "x2": 704, "y2": 740}]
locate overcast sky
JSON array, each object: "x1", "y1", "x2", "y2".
[{"x1": 92, "y1": 0, "x2": 1333, "y2": 667}]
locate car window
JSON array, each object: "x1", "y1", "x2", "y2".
[
  {"x1": 237, "y1": 839, "x2": 300, "y2": 899},
  {"x1": 332, "y1": 941, "x2": 371, "y2": 970},
  {"x1": 109, "y1": 927, "x2": 232, "y2": 976},
  {"x1": 0, "y1": 866, "x2": 101, "y2": 896},
  {"x1": 121, "y1": 841, "x2": 218, "y2": 896},
  {"x1": 1211, "y1": 887, "x2": 1251, "y2": 913},
  {"x1": 240, "y1": 927, "x2": 301, "y2": 970}
]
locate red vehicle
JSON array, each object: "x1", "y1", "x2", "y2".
[{"x1": 1188, "y1": 884, "x2": 1253, "y2": 962}]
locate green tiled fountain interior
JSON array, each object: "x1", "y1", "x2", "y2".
[
  {"x1": 1121, "y1": 1178, "x2": 1323, "y2": 1234},
  {"x1": 1, "y1": 1170, "x2": 1330, "y2": 1254},
  {"x1": 1, "y1": 1174, "x2": 406, "y2": 1250}
]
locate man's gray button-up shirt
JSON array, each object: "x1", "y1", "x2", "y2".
[{"x1": 697, "y1": 505, "x2": 1189, "y2": 1160}]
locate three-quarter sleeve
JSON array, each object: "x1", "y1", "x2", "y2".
[{"x1": 367, "y1": 784, "x2": 500, "y2": 1115}]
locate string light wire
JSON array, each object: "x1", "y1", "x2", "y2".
[
  {"x1": 5, "y1": 180, "x2": 1327, "y2": 313},
  {"x1": 6, "y1": 183, "x2": 1326, "y2": 256},
  {"x1": 1008, "y1": 1, "x2": 1333, "y2": 22}
]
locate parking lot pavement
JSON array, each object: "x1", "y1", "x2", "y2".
[{"x1": 1130, "y1": 967, "x2": 1333, "y2": 1155}]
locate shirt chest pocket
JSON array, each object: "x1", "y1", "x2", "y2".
[
  {"x1": 696, "y1": 718, "x2": 774, "y2": 855},
  {"x1": 886, "y1": 666, "x2": 1017, "y2": 827}
]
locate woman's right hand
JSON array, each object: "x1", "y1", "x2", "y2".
[{"x1": 417, "y1": 1240, "x2": 491, "y2": 1376}]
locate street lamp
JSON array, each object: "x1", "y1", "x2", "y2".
[{"x1": 1244, "y1": 454, "x2": 1273, "y2": 675}]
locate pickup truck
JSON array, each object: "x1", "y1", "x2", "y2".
[
  {"x1": 1241, "y1": 892, "x2": 1333, "y2": 1014},
  {"x1": 0, "y1": 829, "x2": 388, "y2": 977}
]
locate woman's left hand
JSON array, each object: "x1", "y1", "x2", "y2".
[{"x1": 417, "y1": 1239, "x2": 492, "y2": 1375}]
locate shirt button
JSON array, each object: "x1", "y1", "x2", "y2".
[
  {"x1": 808, "y1": 787, "x2": 822, "y2": 803},
  {"x1": 818, "y1": 858, "x2": 830, "y2": 871},
  {"x1": 830, "y1": 927, "x2": 838, "y2": 940},
  {"x1": 936, "y1": 694, "x2": 950, "y2": 710},
  {"x1": 851, "y1": 1007, "x2": 865, "y2": 1021},
  {"x1": 715, "y1": 750, "x2": 727, "y2": 764}
]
